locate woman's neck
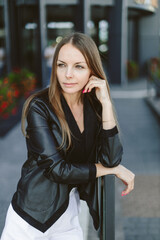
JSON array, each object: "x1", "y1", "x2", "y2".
[{"x1": 63, "y1": 92, "x2": 82, "y2": 109}]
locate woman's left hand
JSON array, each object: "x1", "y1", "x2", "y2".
[
  {"x1": 83, "y1": 75, "x2": 110, "y2": 104},
  {"x1": 113, "y1": 164, "x2": 135, "y2": 196}
]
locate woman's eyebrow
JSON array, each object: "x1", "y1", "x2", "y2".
[
  {"x1": 57, "y1": 60, "x2": 87, "y2": 64},
  {"x1": 57, "y1": 60, "x2": 65, "y2": 63},
  {"x1": 75, "y1": 61, "x2": 87, "y2": 64}
]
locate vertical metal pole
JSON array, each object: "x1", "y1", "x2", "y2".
[
  {"x1": 83, "y1": 0, "x2": 91, "y2": 35},
  {"x1": 75, "y1": 0, "x2": 91, "y2": 34},
  {"x1": 121, "y1": 0, "x2": 128, "y2": 85},
  {"x1": 38, "y1": 0, "x2": 47, "y2": 88},
  {"x1": 4, "y1": 0, "x2": 11, "y2": 73},
  {"x1": 98, "y1": 177, "x2": 103, "y2": 240},
  {"x1": 108, "y1": 0, "x2": 128, "y2": 84},
  {"x1": 103, "y1": 175, "x2": 115, "y2": 240}
]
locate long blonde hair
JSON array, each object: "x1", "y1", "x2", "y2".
[{"x1": 22, "y1": 32, "x2": 114, "y2": 149}]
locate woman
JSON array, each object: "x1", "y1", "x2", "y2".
[{"x1": 1, "y1": 32, "x2": 135, "y2": 240}]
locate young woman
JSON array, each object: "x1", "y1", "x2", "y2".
[{"x1": 1, "y1": 32, "x2": 135, "y2": 240}]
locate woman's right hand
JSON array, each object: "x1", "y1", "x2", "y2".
[{"x1": 113, "y1": 164, "x2": 135, "y2": 196}]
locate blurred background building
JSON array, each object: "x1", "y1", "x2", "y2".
[{"x1": 0, "y1": 0, "x2": 160, "y2": 87}]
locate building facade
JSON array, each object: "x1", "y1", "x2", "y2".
[{"x1": 0, "y1": 0, "x2": 160, "y2": 87}]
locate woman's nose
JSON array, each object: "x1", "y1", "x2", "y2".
[{"x1": 65, "y1": 67, "x2": 73, "y2": 78}]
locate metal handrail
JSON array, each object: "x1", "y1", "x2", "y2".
[{"x1": 99, "y1": 175, "x2": 115, "y2": 240}]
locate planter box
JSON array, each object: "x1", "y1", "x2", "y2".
[{"x1": 0, "y1": 100, "x2": 24, "y2": 137}]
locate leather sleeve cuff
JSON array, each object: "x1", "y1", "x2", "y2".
[
  {"x1": 89, "y1": 163, "x2": 97, "y2": 180},
  {"x1": 101, "y1": 126, "x2": 118, "y2": 138}
]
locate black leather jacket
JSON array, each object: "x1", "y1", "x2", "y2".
[{"x1": 11, "y1": 89, "x2": 123, "y2": 233}]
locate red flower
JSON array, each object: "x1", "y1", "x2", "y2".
[
  {"x1": 1, "y1": 101, "x2": 8, "y2": 109},
  {"x1": 14, "y1": 89, "x2": 20, "y2": 98},
  {"x1": 4, "y1": 78, "x2": 9, "y2": 84},
  {"x1": 7, "y1": 90, "x2": 12, "y2": 99}
]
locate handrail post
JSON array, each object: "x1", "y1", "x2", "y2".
[{"x1": 103, "y1": 175, "x2": 115, "y2": 240}]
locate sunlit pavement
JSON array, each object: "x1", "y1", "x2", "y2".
[
  {"x1": 0, "y1": 79, "x2": 160, "y2": 240},
  {"x1": 111, "y1": 79, "x2": 160, "y2": 240}
]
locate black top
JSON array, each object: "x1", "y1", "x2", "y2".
[
  {"x1": 61, "y1": 94, "x2": 99, "y2": 167},
  {"x1": 61, "y1": 95, "x2": 86, "y2": 165}
]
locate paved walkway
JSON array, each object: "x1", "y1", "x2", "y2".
[
  {"x1": 0, "y1": 79, "x2": 160, "y2": 239},
  {"x1": 111, "y1": 79, "x2": 160, "y2": 240}
]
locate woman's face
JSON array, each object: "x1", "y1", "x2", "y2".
[{"x1": 56, "y1": 43, "x2": 91, "y2": 95}]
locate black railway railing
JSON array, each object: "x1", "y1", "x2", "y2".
[{"x1": 99, "y1": 175, "x2": 115, "y2": 240}]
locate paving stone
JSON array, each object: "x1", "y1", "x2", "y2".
[
  {"x1": 121, "y1": 176, "x2": 160, "y2": 218},
  {"x1": 112, "y1": 83, "x2": 160, "y2": 240},
  {"x1": 123, "y1": 218, "x2": 160, "y2": 240}
]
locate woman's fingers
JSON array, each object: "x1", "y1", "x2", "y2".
[
  {"x1": 84, "y1": 76, "x2": 105, "y2": 90},
  {"x1": 83, "y1": 76, "x2": 110, "y2": 103},
  {"x1": 114, "y1": 165, "x2": 135, "y2": 196},
  {"x1": 83, "y1": 82, "x2": 102, "y2": 93},
  {"x1": 121, "y1": 179, "x2": 134, "y2": 196},
  {"x1": 121, "y1": 173, "x2": 135, "y2": 196},
  {"x1": 83, "y1": 77, "x2": 106, "y2": 92}
]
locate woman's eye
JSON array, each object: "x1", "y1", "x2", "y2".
[
  {"x1": 57, "y1": 63, "x2": 65, "y2": 68},
  {"x1": 76, "y1": 65, "x2": 84, "y2": 69}
]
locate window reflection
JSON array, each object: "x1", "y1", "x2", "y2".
[
  {"x1": 16, "y1": 5, "x2": 38, "y2": 75},
  {"x1": 46, "y1": 5, "x2": 75, "y2": 45},
  {"x1": 44, "y1": 5, "x2": 75, "y2": 86},
  {"x1": 91, "y1": 5, "x2": 109, "y2": 71},
  {"x1": 99, "y1": 20, "x2": 109, "y2": 53},
  {"x1": 0, "y1": 0, "x2": 6, "y2": 77}
]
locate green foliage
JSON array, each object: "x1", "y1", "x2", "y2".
[
  {"x1": 127, "y1": 60, "x2": 139, "y2": 79},
  {"x1": 0, "y1": 68, "x2": 36, "y2": 119},
  {"x1": 148, "y1": 58, "x2": 160, "y2": 80}
]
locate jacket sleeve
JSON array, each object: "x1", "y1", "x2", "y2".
[
  {"x1": 98, "y1": 126, "x2": 123, "y2": 167},
  {"x1": 26, "y1": 100, "x2": 96, "y2": 184}
]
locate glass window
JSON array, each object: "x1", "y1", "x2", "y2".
[
  {"x1": 0, "y1": 0, "x2": 6, "y2": 77},
  {"x1": 46, "y1": 5, "x2": 75, "y2": 45},
  {"x1": 16, "y1": 4, "x2": 39, "y2": 75},
  {"x1": 98, "y1": 20, "x2": 109, "y2": 54},
  {"x1": 44, "y1": 5, "x2": 75, "y2": 86},
  {"x1": 91, "y1": 6, "x2": 109, "y2": 68}
]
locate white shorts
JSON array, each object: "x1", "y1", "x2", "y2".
[{"x1": 0, "y1": 188, "x2": 83, "y2": 240}]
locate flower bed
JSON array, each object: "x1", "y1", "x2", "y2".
[
  {"x1": 0, "y1": 68, "x2": 36, "y2": 136},
  {"x1": 0, "y1": 68, "x2": 36, "y2": 120}
]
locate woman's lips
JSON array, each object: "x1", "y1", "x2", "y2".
[{"x1": 63, "y1": 83, "x2": 77, "y2": 87}]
